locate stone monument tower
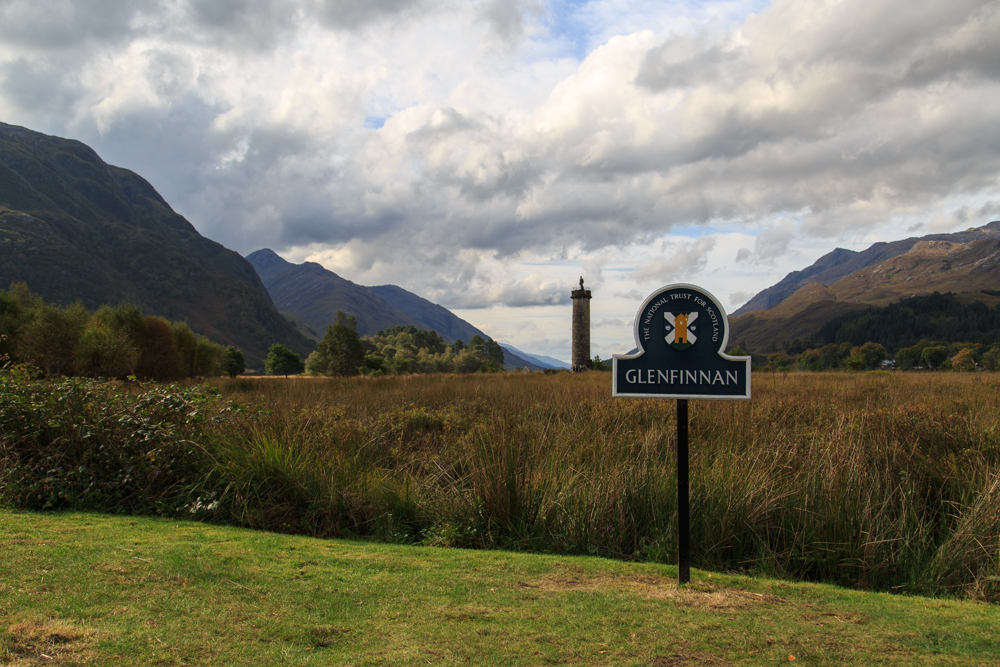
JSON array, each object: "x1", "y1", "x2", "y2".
[{"x1": 571, "y1": 277, "x2": 592, "y2": 372}]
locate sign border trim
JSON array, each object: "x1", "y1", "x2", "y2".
[{"x1": 611, "y1": 282, "x2": 751, "y2": 400}]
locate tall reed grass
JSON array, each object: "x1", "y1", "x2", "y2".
[{"x1": 4, "y1": 368, "x2": 999, "y2": 600}]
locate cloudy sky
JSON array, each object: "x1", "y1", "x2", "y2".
[{"x1": 2, "y1": 0, "x2": 999, "y2": 362}]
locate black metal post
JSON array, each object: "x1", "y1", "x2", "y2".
[{"x1": 676, "y1": 398, "x2": 690, "y2": 584}]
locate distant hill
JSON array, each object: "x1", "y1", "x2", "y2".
[
  {"x1": 729, "y1": 225, "x2": 1000, "y2": 352},
  {"x1": 500, "y1": 344, "x2": 570, "y2": 370},
  {"x1": 497, "y1": 345, "x2": 547, "y2": 371},
  {"x1": 246, "y1": 249, "x2": 427, "y2": 337},
  {"x1": 734, "y1": 222, "x2": 1000, "y2": 315},
  {"x1": 246, "y1": 249, "x2": 559, "y2": 371},
  {"x1": 0, "y1": 122, "x2": 314, "y2": 368},
  {"x1": 370, "y1": 284, "x2": 485, "y2": 344}
]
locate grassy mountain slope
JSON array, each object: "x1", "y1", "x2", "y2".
[
  {"x1": 246, "y1": 249, "x2": 427, "y2": 337},
  {"x1": 729, "y1": 229, "x2": 1000, "y2": 352},
  {"x1": 369, "y1": 284, "x2": 486, "y2": 344},
  {"x1": 828, "y1": 239, "x2": 1000, "y2": 304},
  {"x1": 0, "y1": 122, "x2": 314, "y2": 367},
  {"x1": 733, "y1": 221, "x2": 1000, "y2": 315}
]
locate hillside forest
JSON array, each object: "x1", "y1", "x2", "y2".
[{"x1": 738, "y1": 291, "x2": 1000, "y2": 372}]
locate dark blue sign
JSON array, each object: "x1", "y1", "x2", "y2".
[{"x1": 612, "y1": 283, "x2": 751, "y2": 399}]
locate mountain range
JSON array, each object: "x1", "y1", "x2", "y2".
[
  {"x1": 0, "y1": 120, "x2": 566, "y2": 372},
  {"x1": 730, "y1": 222, "x2": 1000, "y2": 352},
  {"x1": 0, "y1": 122, "x2": 316, "y2": 368},
  {"x1": 25, "y1": 119, "x2": 982, "y2": 367},
  {"x1": 245, "y1": 249, "x2": 560, "y2": 370},
  {"x1": 500, "y1": 345, "x2": 572, "y2": 370}
]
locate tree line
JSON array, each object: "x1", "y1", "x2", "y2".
[
  {"x1": 748, "y1": 339, "x2": 1000, "y2": 372},
  {"x1": 731, "y1": 292, "x2": 1000, "y2": 372},
  {"x1": 296, "y1": 312, "x2": 506, "y2": 377},
  {"x1": 0, "y1": 283, "x2": 246, "y2": 380}
]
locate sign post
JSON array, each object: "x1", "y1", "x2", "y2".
[{"x1": 612, "y1": 284, "x2": 751, "y2": 584}]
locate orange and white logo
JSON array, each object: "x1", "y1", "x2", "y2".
[{"x1": 665, "y1": 311, "x2": 697, "y2": 350}]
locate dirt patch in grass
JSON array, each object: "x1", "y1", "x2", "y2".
[
  {"x1": 1, "y1": 619, "x2": 101, "y2": 665},
  {"x1": 528, "y1": 565, "x2": 786, "y2": 612},
  {"x1": 801, "y1": 611, "x2": 868, "y2": 626}
]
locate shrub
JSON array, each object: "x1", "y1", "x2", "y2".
[{"x1": 0, "y1": 366, "x2": 221, "y2": 514}]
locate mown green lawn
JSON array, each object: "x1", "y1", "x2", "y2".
[{"x1": 2, "y1": 509, "x2": 999, "y2": 666}]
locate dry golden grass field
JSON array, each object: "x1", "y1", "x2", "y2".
[{"x1": 3, "y1": 368, "x2": 999, "y2": 600}]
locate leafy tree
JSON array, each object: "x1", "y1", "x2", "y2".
[
  {"x1": 356, "y1": 328, "x2": 509, "y2": 376},
  {"x1": 982, "y1": 346, "x2": 1000, "y2": 371},
  {"x1": 220, "y1": 346, "x2": 246, "y2": 378},
  {"x1": 796, "y1": 350, "x2": 821, "y2": 371},
  {"x1": 952, "y1": 347, "x2": 977, "y2": 372},
  {"x1": 16, "y1": 302, "x2": 88, "y2": 376},
  {"x1": 896, "y1": 343, "x2": 924, "y2": 370},
  {"x1": 767, "y1": 353, "x2": 792, "y2": 371},
  {"x1": 171, "y1": 322, "x2": 221, "y2": 377},
  {"x1": 455, "y1": 349, "x2": 483, "y2": 373},
  {"x1": 304, "y1": 350, "x2": 328, "y2": 376},
  {"x1": 264, "y1": 343, "x2": 304, "y2": 377},
  {"x1": 412, "y1": 328, "x2": 446, "y2": 354},
  {"x1": 362, "y1": 352, "x2": 386, "y2": 375},
  {"x1": 814, "y1": 342, "x2": 852, "y2": 369},
  {"x1": 0, "y1": 283, "x2": 38, "y2": 361},
  {"x1": 73, "y1": 304, "x2": 143, "y2": 378},
  {"x1": 192, "y1": 336, "x2": 222, "y2": 377},
  {"x1": 320, "y1": 310, "x2": 366, "y2": 376},
  {"x1": 135, "y1": 316, "x2": 181, "y2": 381},
  {"x1": 172, "y1": 322, "x2": 199, "y2": 376},
  {"x1": 592, "y1": 355, "x2": 609, "y2": 371},
  {"x1": 921, "y1": 346, "x2": 950, "y2": 369},
  {"x1": 847, "y1": 342, "x2": 889, "y2": 370},
  {"x1": 390, "y1": 349, "x2": 414, "y2": 374},
  {"x1": 728, "y1": 345, "x2": 747, "y2": 357},
  {"x1": 785, "y1": 338, "x2": 809, "y2": 355}
]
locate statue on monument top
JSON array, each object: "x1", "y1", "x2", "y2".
[{"x1": 579, "y1": 276, "x2": 584, "y2": 289}]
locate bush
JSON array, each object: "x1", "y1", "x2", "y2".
[{"x1": 0, "y1": 366, "x2": 222, "y2": 514}]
